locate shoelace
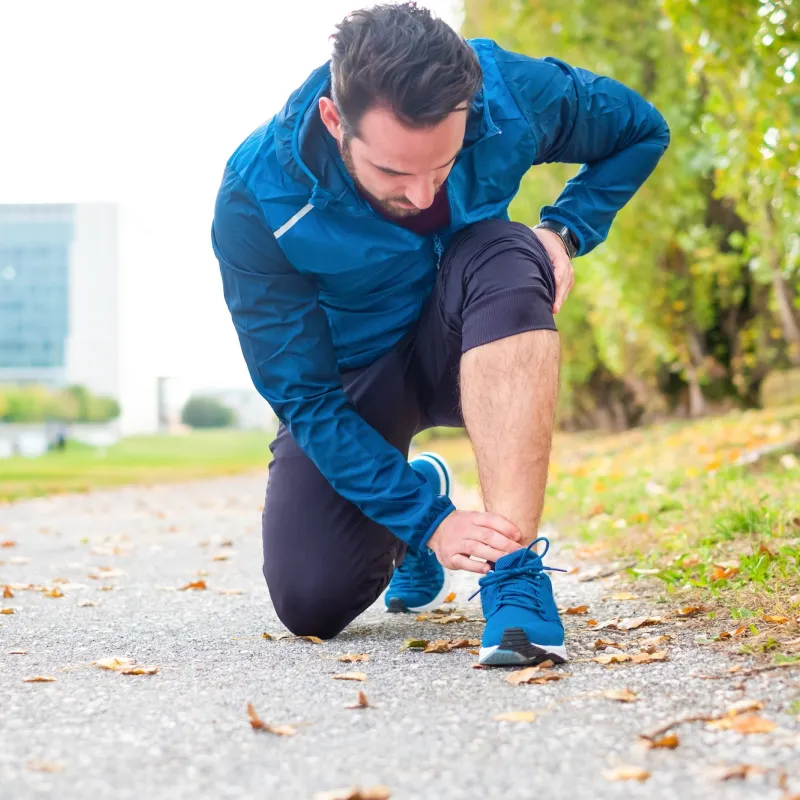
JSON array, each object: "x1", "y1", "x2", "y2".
[{"x1": 468, "y1": 537, "x2": 567, "y2": 611}]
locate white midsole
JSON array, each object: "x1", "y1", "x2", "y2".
[
  {"x1": 478, "y1": 643, "x2": 568, "y2": 664},
  {"x1": 404, "y1": 570, "x2": 453, "y2": 613}
]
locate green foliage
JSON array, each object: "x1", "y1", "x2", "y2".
[
  {"x1": 463, "y1": 0, "x2": 800, "y2": 427},
  {"x1": 0, "y1": 384, "x2": 120, "y2": 423},
  {"x1": 181, "y1": 395, "x2": 237, "y2": 429}
]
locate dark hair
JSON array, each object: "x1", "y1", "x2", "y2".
[{"x1": 330, "y1": 2, "x2": 483, "y2": 138}]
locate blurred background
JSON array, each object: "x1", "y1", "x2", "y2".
[{"x1": 0, "y1": 0, "x2": 797, "y2": 490}]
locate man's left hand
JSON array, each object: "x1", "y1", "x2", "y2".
[{"x1": 531, "y1": 227, "x2": 575, "y2": 315}]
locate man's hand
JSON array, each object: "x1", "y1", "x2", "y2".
[
  {"x1": 426, "y1": 510, "x2": 522, "y2": 574},
  {"x1": 532, "y1": 227, "x2": 575, "y2": 315}
]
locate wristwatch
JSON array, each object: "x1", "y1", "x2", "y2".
[{"x1": 534, "y1": 220, "x2": 579, "y2": 259}]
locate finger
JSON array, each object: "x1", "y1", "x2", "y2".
[
  {"x1": 467, "y1": 541, "x2": 521, "y2": 564},
  {"x1": 552, "y1": 261, "x2": 572, "y2": 314},
  {"x1": 472, "y1": 527, "x2": 523, "y2": 555},
  {"x1": 473, "y1": 512, "x2": 521, "y2": 541},
  {"x1": 450, "y1": 554, "x2": 491, "y2": 575}
]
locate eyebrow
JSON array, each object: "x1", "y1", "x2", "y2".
[{"x1": 370, "y1": 147, "x2": 463, "y2": 176}]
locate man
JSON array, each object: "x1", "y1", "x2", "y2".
[{"x1": 211, "y1": 2, "x2": 669, "y2": 666}]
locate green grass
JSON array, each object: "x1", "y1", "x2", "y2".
[{"x1": 0, "y1": 429, "x2": 274, "y2": 502}]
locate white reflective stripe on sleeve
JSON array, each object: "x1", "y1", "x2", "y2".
[{"x1": 274, "y1": 203, "x2": 314, "y2": 239}]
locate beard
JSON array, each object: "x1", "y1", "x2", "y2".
[{"x1": 339, "y1": 136, "x2": 424, "y2": 219}]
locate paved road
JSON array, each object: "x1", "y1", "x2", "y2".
[{"x1": 1, "y1": 474, "x2": 799, "y2": 799}]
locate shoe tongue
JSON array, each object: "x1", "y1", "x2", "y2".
[{"x1": 495, "y1": 546, "x2": 540, "y2": 571}]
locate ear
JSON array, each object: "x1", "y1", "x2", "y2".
[{"x1": 318, "y1": 97, "x2": 343, "y2": 143}]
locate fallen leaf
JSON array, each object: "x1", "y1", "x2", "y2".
[
  {"x1": 611, "y1": 592, "x2": 637, "y2": 601},
  {"x1": 118, "y1": 665, "x2": 158, "y2": 675},
  {"x1": 8, "y1": 649, "x2": 27, "y2": 655},
  {"x1": 443, "y1": 592, "x2": 456, "y2": 603},
  {"x1": 178, "y1": 580, "x2": 207, "y2": 591},
  {"x1": 43, "y1": 587, "x2": 64, "y2": 598},
  {"x1": 97, "y1": 567, "x2": 124, "y2": 577},
  {"x1": 640, "y1": 733, "x2": 679, "y2": 749},
  {"x1": 27, "y1": 760, "x2": 64, "y2": 773},
  {"x1": 631, "y1": 651, "x2": 668, "y2": 664},
  {"x1": 211, "y1": 553, "x2": 230, "y2": 561},
  {"x1": 603, "y1": 688, "x2": 638, "y2": 703},
  {"x1": 618, "y1": 616, "x2": 662, "y2": 631},
  {"x1": 3, "y1": 586, "x2": 13, "y2": 598},
  {"x1": 638, "y1": 634, "x2": 672, "y2": 651},
  {"x1": 345, "y1": 691, "x2": 371, "y2": 710},
  {"x1": 220, "y1": 540, "x2": 234, "y2": 547},
  {"x1": 594, "y1": 618, "x2": 621, "y2": 630},
  {"x1": 725, "y1": 699, "x2": 764, "y2": 716},
  {"x1": 1, "y1": 540, "x2": 16, "y2": 547},
  {"x1": 1, "y1": 608, "x2": 15, "y2": 615},
  {"x1": 675, "y1": 606, "x2": 704, "y2": 617},
  {"x1": 566, "y1": 605, "x2": 589, "y2": 615},
  {"x1": 22, "y1": 676, "x2": 56, "y2": 683},
  {"x1": 506, "y1": 665, "x2": 561, "y2": 685},
  {"x1": 717, "y1": 631, "x2": 732, "y2": 640},
  {"x1": 77, "y1": 599, "x2": 97, "y2": 607},
  {"x1": 195, "y1": 569, "x2": 209, "y2": 576},
  {"x1": 297, "y1": 635, "x2": 325, "y2": 644},
  {"x1": 337, "y1": 653, "x2": 370, "y2": 663},
  {"x1": 586, "y1": 619, "x2": 598, "y2": 626},
  {"x1": 216, "y1": 588, "x2": 244, "y2": 595},
  {"x1": 603, "y1": 766, "x2": 650, "y2": 782},
  {"x1": 594, "y1": 639, "x2": 626, "y2": 651},
  {"x1": 494, "y1": 711, "x2": 537, "y2": 722},
  {"x1": 401, "y1": 639, "x2": 429, "y2": 650},
  {"x1": 9, "y1": 557, "x2": 30, "y2": 565},
  {"x1": 763, "y1": 615, "x2": 789, "y2": 624},
  {"x1": 423, "y1": 639, "x2": 479, "y2": 653},
  {"x1": 95, "y1": 657, "x2": 133, "y2": 670},
  {"x1": 246, "y1": 702, "x2": 296, "y2": 736},
  {"x1": 332, "y1": 672, "x2": 367, "y2": 682},
  {"x1": 707, "y1": 715, "x2": 776, "y2": 734},
  {"x1": 713, "y1": 764, "x2": 768, "y2": 781},
  {"x1": 594, "y1": 654, "x2": 632, "y2": 665},
  {"x1": 430, "y1": 614, "x2": 468, "y2": 624},
  {"x1": 262, "y1": 632, "x2": 272, "y2": 640},
  {"x1": 733, "y1": 624, "x2": 749, "y2": 636},
  {"x1": 314, "y1": 786, "x2": 390, "y2": 800},
  {"x1": 710, "y1": 564, "x2": 739, "y2": 581}
]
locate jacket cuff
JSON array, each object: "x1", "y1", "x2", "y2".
[{"x1": 409, "y1": 496, "x2": 457, "y2": 551}]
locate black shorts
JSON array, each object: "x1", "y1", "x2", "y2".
[{"x1": 261, "y1": 219, "x2": 557, "y2": 638}]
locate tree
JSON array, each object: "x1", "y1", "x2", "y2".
[{"x1": 181, "y1": 396, "x2": 237, "y2": 429}]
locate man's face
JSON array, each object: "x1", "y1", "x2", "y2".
[{"x1": 319, "y1": 98, "x2": 467, "y2": 218}]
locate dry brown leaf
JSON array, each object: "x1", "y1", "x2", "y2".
[
  {"x1": 211, "y1": 553, "x2": 230, "y2": 562},
  {"x1": 631, "y1": 650, "x2": 668, "y2": 664},
  {"x1": 1, "y1": 607, "x2": 15, "y2": 615},
  {"x1": 506, "y1": 665, "x2": 561, "y2": 685},
  {"x1": 1, "y1": 540, "x2": 16, "y2": 547},
  {"x1": 638, "y1": 634, "x2": 672, "y2": 650},
  {"x1": 27, "y1": 760, "x2": 64, "y2": 773},
  {"x1": 566, "y1": 605, "x2": 589, "y2": 615},
  {"x1": 717, "y1": 631, "x2": 732, "y2": 640},
  {"x1": 603, "y1": 766, "x2": 650, "y2": 782},
  {"x1": 216, "y1": 588, "x2": 243, "y2": 595},
  {"x1": 337, "y1": 653, "x2": 370, "y2": 663},
  {"x1": 8, "y1": 649, "x2": 27, "y2": 655},
  {"x1": 675, "y1": 606, "x2": 704, "y2": 617},
  {"x1": 713, "y1": 764, "x2": 768, "y2": 781},
  {"x1": 401, "y1": 639, "x2": 429, "y2": 650},
  {"x1": 77, "y1": 599, "x2": 97, "y2": 607},
  {"x1": 345, "y1": 691, "x2": 371, "y2": 710},
  {"x1": 611, "y1": 592, "x2": 637, "y2": 601},
  {"x1": 314, "y1": 787, "x2": 391, "y2": 800},
  {"x1": 332, "y1": 672, "x2": 367, "y2": 682},
  {"x1": 118, "y1": 665, "x2": 158, "y2": 675},
  {"x1": 594, "y1": 653, "x2": 632, "y2": 665},
  {"x1": 763, "y1": 615, "x2": 789, "y2": 624},
  {"x1": 22, "y1": 675, "x2": 56, "y2": 683},
  {"x1": 594, "y1": 639, "x2": 626, "y2": 651},
  {"x1": 297, "y1": 635, "x2": 325, "y2": 644},
  {"x1": 95, "y1": 657, "x2": 133, "y2": 670},
  {"x1": 710, "y1": 564, "x2": 739, "y2": 581},
  {"x1": 586, "y1": 619, "x2": 598, "y2": 626},
  {"x1": 430, "y1": 614, "x2": 468, "y2": 624},
  {"x1": 247, "y1": 702, "x2": 296, "y2": 736},
  {"x1": 725, "y1": 699, "x2": 764, "y2": 716},
  {"x1": 43, "y1": 587, "x2": 64, "y2": 598},
  {"x1": 707, "y1": 715, "x2": 776, "y2": 734},
  {"x1": 733, "y1": 624, "x2": 749, "y2": 636},
  {"x1": 220, "y1": 539, "x2": 234, "y2": 547},
  {"x1": 3, "y1": 586, "x2": 13, "y2": 598},
  {"x1": 423, "y1": 639, "x2": 479, "y2": 653},
  {"x1": 179, "y1": 580, "x2": 207, "y2": 591},
  {"x1": 617, "y1": 616, "x2": 662, "y2": 631},
  {"x1": 443, "y1": 592, "x2": 456, "y2": 603},
  {"x1": 603, "y1": 688, "x2": 638, "y2": 703},
  {"x1": 594, "y1": 618, "x2": 621, "y2": 630},
  {"x1": 640, "y1": 733, "x2": 679, "y2": 749},
  {"x1": 494, "y1": 711, "x2": 537, "y2": 722}
]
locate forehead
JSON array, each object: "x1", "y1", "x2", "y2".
[{"x1": 353, "y1": 106, "x2": 466, "y2": 172}]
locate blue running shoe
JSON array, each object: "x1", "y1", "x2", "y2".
[
  {"x1": 385, "y1": 452, "x2": 453, "y2": 613},
  {"x1": 472, "y1": 537, "x2": 567, "y2": 666}
]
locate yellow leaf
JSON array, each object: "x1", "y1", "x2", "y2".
[
  {"x1": 1, "y1": 608, "x2": 14, "y2": 615},
  {"x1": 178, "y1": 580, "x2": 207, "y2": 591},
  {"x1": 211, "y1": 553, "x2": 230, "y2": 561},
  {"x1": 401, "y1": 639, "x2": 429, "y2": 650},
  {"x1": 443, "y1": 592, "x2": 456, "y2": 603},
  {"x1": 332, "y1": 672, "x2": 367, "y2": 681},
  {"x1": 594, "y1": 653, "x2": 632, "y2": 665},
  {"x1": 246, "y1": 702, "x2": 296, "y2": 736},
  {"x1": 0, "y1": 540, "x2": 16, "y2": 548},
  {"x1": 707, "y1": 715, "x2": 776, "y2": 734},
  {"x1": 2, "y1": 586, "x2": 13, "y2": 598},
  {"x1": 675, "y1": 606, "x2": 704, "y2": 617},
  {"x1": 640, "y1": 733, "x2": 679, "y2": 749},
  {"x1": 345, "y1": 691, "x2": 371, "y2": 710},
  {"x1": 22, "y1": 675, "x2": 57, "y2": 683},
  {"x1": 118, "y1": 665, "x2": 158, "y2": 675},
  {"x1": 43, "y1": 587, "x2": 64, "y2": 598},
  {"x1": 638, "y1": 635, "x2": 672, "y2": 649},
  {"x1": 594, "y1": 639, "x2": 626, "y2": 651},
  {"x1": 566, "y1": 605, "x2": 589, "y2": 615},
  {"x1": 95, "y1": 657, "x2": 134, "y2": 670},
  {"x1": 603, "y1": 688, "x2": 638, "y2": 703},
  {"x1": 611, "y1": 592, "x2": 637, "y2": 601},
  {"x1": 506, "y1": 665, "x2": 561, "y2": 685},
  {"x1": 429, "y1": 614, "x2": 468, "y2": 624},
  {"x1": 336, "y1": 653, "x2": 370, "y2": 663},
  {"x1": 763, "y1": 615, "x2": 789, "y2": 624},
  {"x1": 631, "y1": 651, "x2": 668, "y2": 664},
  {"x1": 297, "y1": 635, "x2": 325, "y2": 644},
  {"x1": 494, "y1": 711, "x2": 537, "y2": 722},
  {"x1": 603, "y1": 766, "x2": 650, "y2": 782},
  {"x1": 617, "y1": 617, "x2": 662, "y2": 631}
]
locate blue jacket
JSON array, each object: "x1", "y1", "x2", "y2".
[{"x1": 211, "y1": 39, "x2": 669, "y2": 550}]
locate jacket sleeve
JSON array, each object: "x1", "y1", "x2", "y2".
[
  {"x1": 493, "y1": 45, "x2": 670, "y2": 256},
  {"x1": 211, "y1": 167, "x2": 455, "y2": 549}
]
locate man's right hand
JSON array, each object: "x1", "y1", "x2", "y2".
[{"x1": 426, "y1": 510, "x2": 522, "y2": 574}]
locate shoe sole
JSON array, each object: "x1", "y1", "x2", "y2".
[
  {"x1": 478, "y1": 627, "x2": 567, "y2": 666},
  {"x1": 386, "y1": 570, "x2": 452, "y2": 614}
]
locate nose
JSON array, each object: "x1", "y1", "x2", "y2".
[{"x1": 405, "y1": 179, "x2": 436, "y2": 210}]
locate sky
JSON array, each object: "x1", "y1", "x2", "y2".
[{"x1": 0, "y1": 0, "x2": 462, "y2": 426}]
